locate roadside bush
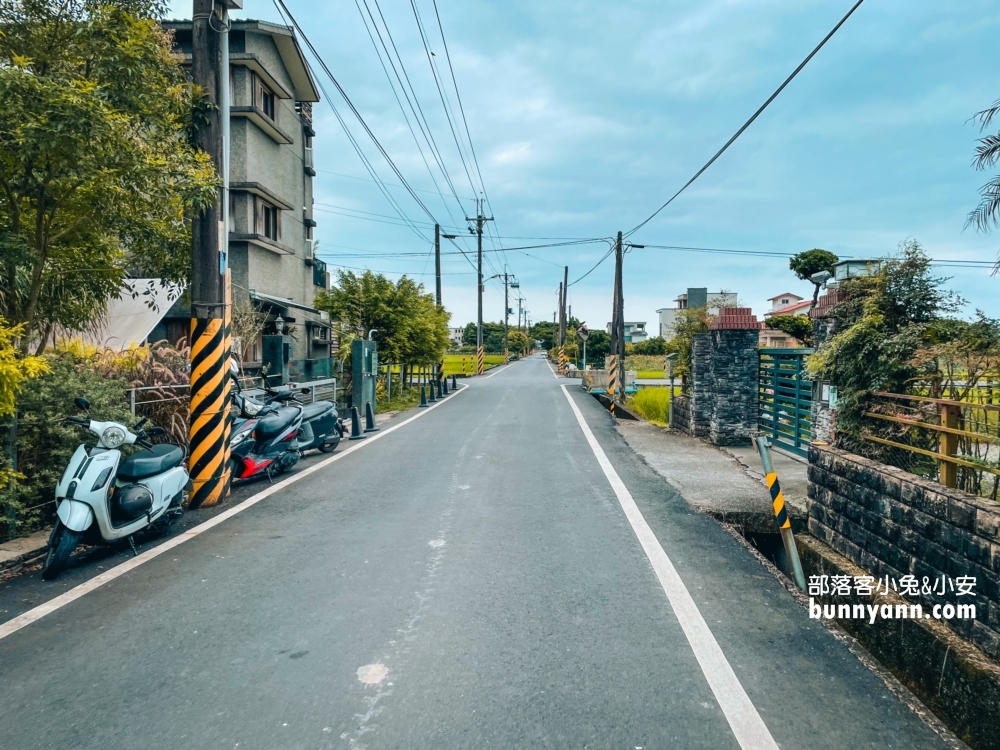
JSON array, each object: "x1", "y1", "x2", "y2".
[
  {"x1": 629, "y1": 387, "x2": 672, "y2": 426},
  {"x1": 1, "y1": 352, "x2": 132, "y2": 540}
]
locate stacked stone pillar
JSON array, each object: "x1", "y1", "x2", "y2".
[{"x1": 677, "y1": 307, "x2": 760, "y2": 447}]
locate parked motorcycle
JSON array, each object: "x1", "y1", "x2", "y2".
[
  {"x1": 43, "y1": 397, "x2": 190, "y2": 580},
  {"x1": 228, "y1": 365, "x2": 342, "y2": 483}
]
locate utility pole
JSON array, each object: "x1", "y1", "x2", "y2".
[
  {"x1": 189, "y1": 0, "x2": 237, "y2": 508},
  {"x1": 488, "y1": 270, "x2": 517, "y2": 363},
  {"x1": 435, "y1": 226, "x2": 456, "y2": 382},
  {"x1": 558, "y1": 266, "x2": 568, "y2": 373},
  {"x1": 466, "y1": 199, "x2": 493, "y2": 375},
  {"x1": 434, "y1": 224, "x2": 442, "y2": 307},
  {"x1": 610, "y1": 231, "x2": 625, "y2": 410}
]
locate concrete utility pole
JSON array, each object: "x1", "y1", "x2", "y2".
[
  {"x1": 612, "y1": 232, "x2": 625, "y2": 406},
  {"x1": 466, "y1": 199, "x2": 493, "y2": 375},
  {"x1": 189, "y1": 0, "x2": 238, "y2": 508},
  {"x1": 558, "y1": 266, "x2": 568, "y2": 373},
  {"x1": 488, "y1": 270, "x2": 517, "y2": 363},
  {"x1": 434, "y1": 224, "x2": 442, "y2": 307}
]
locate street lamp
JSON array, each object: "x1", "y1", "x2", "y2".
[{"x1": 274, "y1": 314, "x2": 285, "y2": 335}]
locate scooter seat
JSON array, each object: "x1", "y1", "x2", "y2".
[
  {"x1": 301, "y1": 402, "x2": 334, "y2": 420},
  {"x1": 118, "y1": 444, "x2": 185, "y2": 482},
  {"x1": 255, "y1": 406, "x2": 300, "y2": 439}
]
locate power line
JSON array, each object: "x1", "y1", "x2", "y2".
[
  {"x1": 274, "y1": 0, "x2": 440, "y2": 225},
  {"x1": 353, "y1": 0, "x2": 462, "y2": 222},
  {"x1": 625, "y1": 0, "x2": 865, "y2": 238},
  {"x1": 358, "y1": 0, "x2": 466, "y2": 216},
  {"x1": 271, "y1": 0, "x2": 430, "y2": 242}
]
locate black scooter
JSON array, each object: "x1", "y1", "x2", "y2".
[{"x1": 228, "y1": 367, "x2": 342, "y2": 482}]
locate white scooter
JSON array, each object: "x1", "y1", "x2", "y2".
[{"x1": 42, "y1": 397, "x2": 191, "y2": 580}]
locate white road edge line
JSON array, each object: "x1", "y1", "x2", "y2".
[
  {"x1": 559, "y1": 384, "x2": 779, "y2": 750},
  {"x1": 0, "y1": 385, "x2": 470, "y2": 642}
]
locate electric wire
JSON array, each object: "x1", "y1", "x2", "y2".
[
  {"x1": 353, "y1": 0, "x2": 462, "y2": 225},
  {"x1": 271, "y1": 0, "x2": 429, "y2": 242},
  {"x1": 274, "y1": 0, "x2": 440, "y2": 225},
  {"x1": 360, "y1": 0, "x2": 466, "y2": 214},
  {"x1": 625, "y1": 0, "x2": 866, "y2": 238}
]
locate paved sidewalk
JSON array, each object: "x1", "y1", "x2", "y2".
[{"x1": 615, "y1": 421, "x2": 808, "y2": 526}]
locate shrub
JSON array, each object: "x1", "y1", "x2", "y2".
[{"x1": 1, "y1": 352, "x2": 132, "y2": 539}]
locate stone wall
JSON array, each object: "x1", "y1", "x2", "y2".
[
  {"x1": 707, "y1": 329, "x2": 759, "y2": 446},
  {"x1": 670, "y1": 394, "x2": 691, "y2": 433},
  {"x1": 808, "y1": 443, "x2": 1000, "y2": 660},
  {"x1": 673, "y1": 309, "x2": 760, "y2": 446},
  {"x1": 688, "y1": 334, "x2": 712, "y2": 438}
]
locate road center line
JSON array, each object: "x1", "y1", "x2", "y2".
[
  {"x1": 0, "y1": 385, "x2": 470, "y2": 642},
  {"x1": 559, "y1": 384, "x2": 779, "y2": 750}
]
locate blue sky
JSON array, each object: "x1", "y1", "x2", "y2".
[{"x1": 169, "y1": 0, "x2": 1000, "y2": 332}]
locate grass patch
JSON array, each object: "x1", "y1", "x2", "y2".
[
  {"x1": 635, "y1": 369, "x2": 666, "y2": 379},
  {"x1": 377, "y1": 385, "x2": 423, "y2": 412},
  {"x1": 628, "y1": 387, "x2": 674, "y2": 426},
  {"x1": 442, "y1": 353, "x2": 506, "y2": 376}
]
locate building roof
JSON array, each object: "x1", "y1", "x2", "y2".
[
  {"x1": 60, "y1": 280, "x2": 182, "y2": 349},
  {"x1": 767, "y1": 292, "x2": 804, "y2": 301},
  {"x1": 163, "y1": 19, "x2": 320, "y2": 102},
  {"x1": 764, "y1": 299, "x2": 812, "y2": 317}
]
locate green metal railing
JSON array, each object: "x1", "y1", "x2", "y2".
[{"x1": 759, "y1": 348, "x2": 814, "y2": 457}]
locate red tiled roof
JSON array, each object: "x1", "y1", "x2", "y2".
[{"x1": 765, "y1": 299, "x2": 812, "y2": 317}]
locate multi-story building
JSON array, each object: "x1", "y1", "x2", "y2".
[
  {"x1": 657, "y1": 288, "x2": 737, "y2": 338},
  {"x1": 763, "y1": 292, "x2": 811, "y2": 318},
  {"x1": 605, "y1": 321, "x2": 648, "y2": 343},
  {"x1": 155, "y1": 20, "x2": 333, "y2": 380}
]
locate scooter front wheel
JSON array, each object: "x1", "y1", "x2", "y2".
[{"x1": 41, "y1": 521, "x2": 83, "y2": 580}]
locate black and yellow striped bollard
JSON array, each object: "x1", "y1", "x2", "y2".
[{"x1": 755, "y1": 436, "x2": 806, "y2": 591}]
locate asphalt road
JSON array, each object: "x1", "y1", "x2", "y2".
[{"x1": 0, "y1": 356, "x2": 950, "y2": 749}]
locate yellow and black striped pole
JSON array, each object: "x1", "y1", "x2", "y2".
[
  {"x1": 477, "y1": 345, "x2": 484, "y2": 376},
  {"x1": 607, "y1": 354, "x2": 618, "y2": 417},
  {"x1": 755, "y1": 436, "x2": 806, "y2": 590},
  {"x1": 504, "y1": 347, "x2": 509, "y2": 365},
  {"x1": 188, "y1": 272, "x2": 232, "y2": 509},
  {"x1": 558, "y1": 344, "x2": 566, "y2": 374}
]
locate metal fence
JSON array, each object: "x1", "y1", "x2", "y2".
[{"x1": 758, "y1": 348, "x2": 814, "y2": 457}]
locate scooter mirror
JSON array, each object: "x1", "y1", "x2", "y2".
[{"x1": 74, "y1": 397, "x2": 90, "y2": 411}]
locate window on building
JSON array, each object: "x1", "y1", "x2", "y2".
[
  {"x1": 253, "y1": 73, "x2": 276, "y2": 120},
  {"x1": 255, "y1": 198, "x2": 280, "y2": 241},
  {"x1": 781, "y1": 298, "x2": 789, "y2": 305}
]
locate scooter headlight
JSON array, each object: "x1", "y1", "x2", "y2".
[
  {"x1": 101, "y1": 425, "x2": 127, "y2": 448},
  {"x1": 243, "y1": 400, "x2": 262, "y2": 417}
]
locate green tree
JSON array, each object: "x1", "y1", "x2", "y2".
[
  {"x1": 529, "y1": 321, "x2": 556, "y2": 350},
  {"x1": 630, "y1": 336, "x2": 668, "y2": 355},
  {"x1": 582, "y1": 329, "x2": 610, "y2": 365},
  {"x1": 507, "y1": 330, "x2": 530, "y2": 354},
  {"x1": 789, "y1": 249, "x2": 839, "y2": 310},
  {"x1": 808, "y1": 240, "x2": 959, "y2": 448},
  {"x1": 765, "y1": 315, "x2": 814, "y2": 346},
  {"x1": 315, "y1": 270, "x2": 449, "y2": 365},
  {"x1": 461, "y1": 322, "x2": 505, "y2": 351},
  {"x1": 968, "y1": 98, "x2": 1000, "y2": 272},
  {"x1": 672, "y1": 306, "x2": 712, "y2": 387},
  {"x1": 0, "y1": 0, "x2": 217, "y2": 353}
]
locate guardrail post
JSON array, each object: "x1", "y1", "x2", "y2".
[
  {"x1": 939, "y1": 403, "x2": 960, "y2": 488},
  {"x1": 755, "y1": 436, "x2": 807, "y2": 591}
]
